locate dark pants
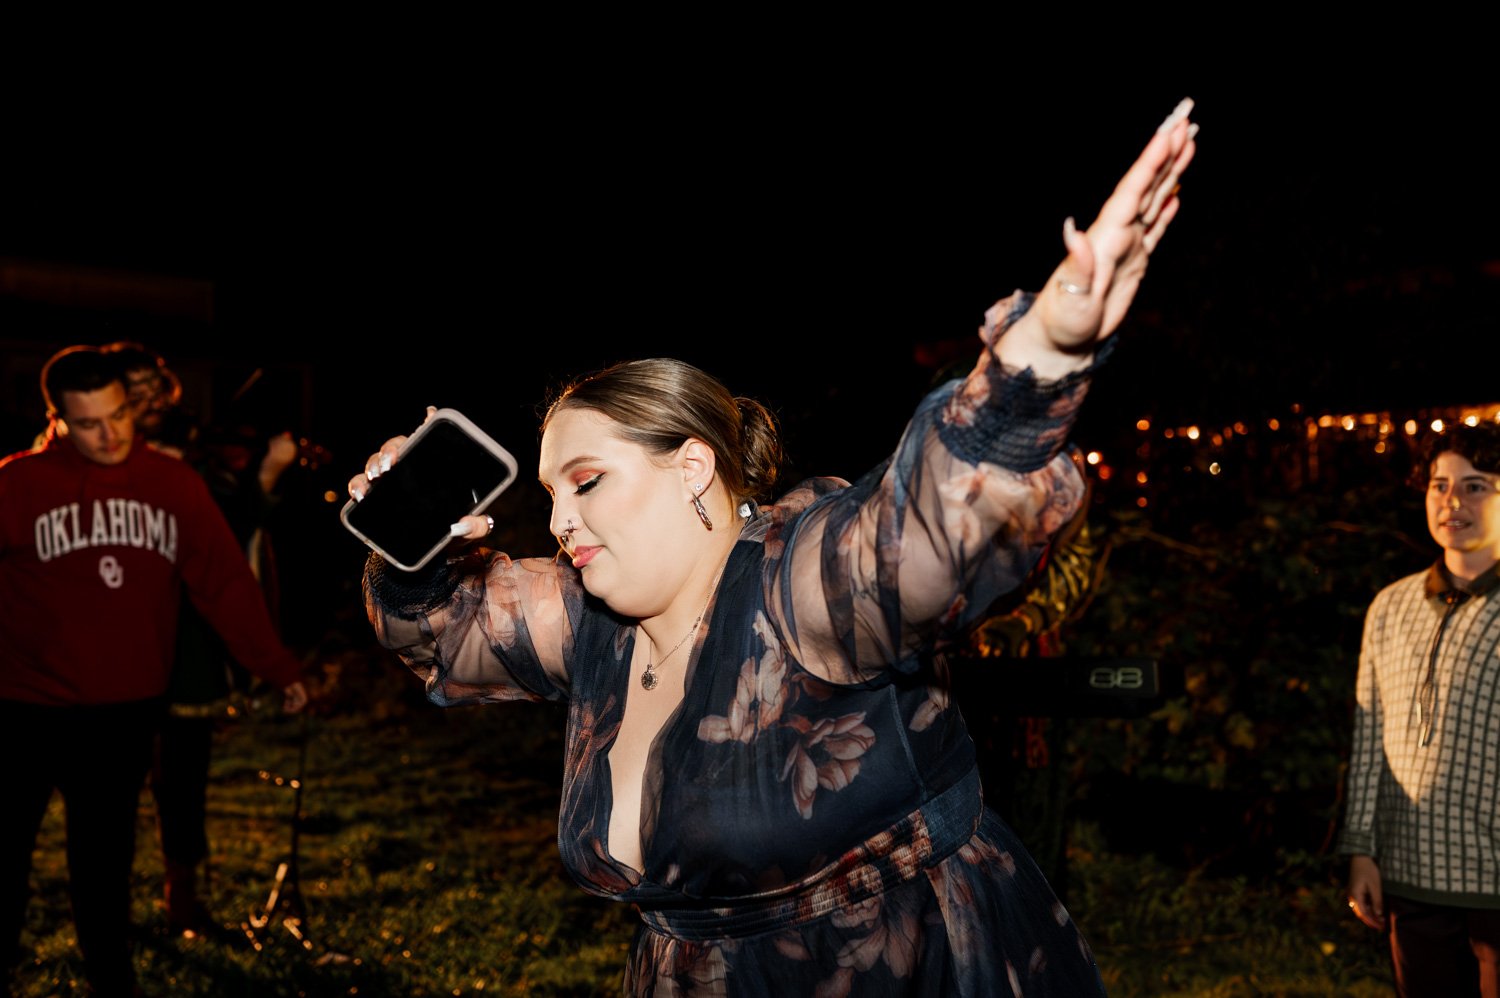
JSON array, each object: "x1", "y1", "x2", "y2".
[
  {"x1": 0, "y1": 698, "x2": 162, "y2": 998},
  {"x1": 151, "y1": 713, "x2": 215, "y2": 868},
  {"x1": 1388, "y1": 893, "x2": 1500, "y2": 998}
]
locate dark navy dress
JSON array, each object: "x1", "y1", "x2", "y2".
[{"x1": 367, "y1": 292, "x2": 1109, "y2": 996}]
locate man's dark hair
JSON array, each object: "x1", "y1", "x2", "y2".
[
  {"x1": 40, "y1": 346, "x2": 125, "y2": 417},
  {"x1": 100, "y1": 340, "x2": 163, "y2": 376},
  {"x1": 1413, "y1": 421, "x2": 1500, "y2": 485}
]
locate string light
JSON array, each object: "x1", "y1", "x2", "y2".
[{"x1": 1085, "y1": 403, "x2": 1498, "y2": 503}]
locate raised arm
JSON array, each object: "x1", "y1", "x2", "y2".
[
  {"x1": 768, "y1": 100, "x2": 1197, "y2": 684},
  {"x1": 997, "y1": 97, "x2": 1197, "y2": 378}
]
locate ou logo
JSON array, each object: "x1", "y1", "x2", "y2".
[{"x1": 99, "y1": 555, "x2": 124, "y2": 589}]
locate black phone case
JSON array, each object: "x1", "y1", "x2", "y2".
[{"x1": 340, "y1": 409, "x2": 518, "y2": 571}]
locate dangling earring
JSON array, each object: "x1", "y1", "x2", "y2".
[{"x1": 691, "y1": 483, "x2": 713, "y2": 530}]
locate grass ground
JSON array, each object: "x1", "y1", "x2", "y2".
[{"x1": 11, "y1": 650, "x2": 1394, "y2": 997}]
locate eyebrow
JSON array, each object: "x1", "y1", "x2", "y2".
[{"x1": 538, "y1": 455, "x2": 604, "y2": 487}]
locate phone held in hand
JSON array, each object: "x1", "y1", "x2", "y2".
[{"x1": 340, "y1": 409, "x2": 519, "y2": 572}]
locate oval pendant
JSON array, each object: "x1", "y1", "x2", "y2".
[{"x1": 640, "y1": 669, "x2": 658, "y2": 691}]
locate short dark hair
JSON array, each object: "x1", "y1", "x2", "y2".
[
  {"x1": 41, "y1": 346, "x2": 125, "y2": 417},
  {"x1": 1415, "y1": 421, "x2": 1500, "y2": 484},
  {"x1": 100, "y1": 340, "x2": 163, "y2": 376}
]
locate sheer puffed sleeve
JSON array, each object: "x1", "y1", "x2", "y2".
[
  {"x1": 363, "y1": 547, "x2": 582, "y2": 704},
  {"x1": 766, "y1": 291, "x2": 1100, "y2": 685}
]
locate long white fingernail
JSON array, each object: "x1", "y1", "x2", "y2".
[
  {"x1": 352, "y1": 487, "x2": 365, "y2": 502},
  {"x1": 1063, "y1": 216, "x2": 1078, "y2": 239},
  {"x1": 449, "y1": 522, "x2": 469, "y2": 537},
  {"x1": 367, "y1": 465, "x2": 381, "y2": 480},
  {"x1": 1187, "y1": 122, "x2": 1200, "y2": 140},
  {"x1": 380, "y1": 454, "x2": 393, "y2": 474},
  {"x1": 1157, "y1": 97, "x2": 1194, "y2": 134}
]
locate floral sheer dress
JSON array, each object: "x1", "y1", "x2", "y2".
[{"x1": 366, "y1": 292, "x2": 1109, "y2": 996}]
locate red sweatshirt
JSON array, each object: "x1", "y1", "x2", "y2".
[{"x1": 0, "y1": 436, "x2": 303, "y2": 705}]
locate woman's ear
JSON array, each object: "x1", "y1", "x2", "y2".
[{"x1": 679, "y1": 438, "x2": 717, "y2": 495}]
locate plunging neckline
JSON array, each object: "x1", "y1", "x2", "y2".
[
  {"x1": 592, "y1": 534, "x2": 750, "y2": 878},
  {"x1": 600, "y1": 625, "x2": 694, "y2": 877}
]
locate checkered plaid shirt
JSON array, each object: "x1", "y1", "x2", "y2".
[{"x1": 1337, "y1": 562, "x2": 1500, "y2": 908}]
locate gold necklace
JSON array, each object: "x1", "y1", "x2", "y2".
[{"x1": 641, "y1": 561, "x2": 727, "y2": 692}]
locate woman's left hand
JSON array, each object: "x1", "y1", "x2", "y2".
[{"x1": 1000, "y1": 98, "x2": 1197, "y2": 377}]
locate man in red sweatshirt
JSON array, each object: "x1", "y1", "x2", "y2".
[{"x1": 0, "y1": 345, "x2": 308, "y2": 998}]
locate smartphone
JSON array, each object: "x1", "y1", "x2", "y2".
[{"x1": 340, "y1": 409, "x2": 519, "y2": 571}]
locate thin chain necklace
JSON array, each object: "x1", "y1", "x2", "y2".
[{"x1": 641, "y1": 560, "x2": 727, "y2": 691}]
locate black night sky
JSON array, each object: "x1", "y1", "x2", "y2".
[{"x1": 4, "y1": 64, "x2": 1497, "y2": 518}]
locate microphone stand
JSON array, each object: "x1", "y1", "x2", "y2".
[{"x1": 244, "y1": 709, "x2": 313, "y2": 953}]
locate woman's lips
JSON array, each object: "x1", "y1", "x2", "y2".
[{"x1": 571, "y1": 545, "x2": 600, "y2": 569}]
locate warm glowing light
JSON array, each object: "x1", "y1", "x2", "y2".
[
  {"x1": 1234, "y1": 422, "x2": 1248, "y2": 435},
  {"x1": 1405, "y1": 420, "x2": 1418, "y2": 435},
  {"x1": 1136, "y1": 418, "x2": 1151, "y2": 432},
  {"x1": 1340, "y1": 416, "x2": 1355, "y2": 431},
  {"x1": 1432, "y1": 419, "x2": 1446, "y2": 433},
  {"x1": 1379, "y1": 421, "x2": 1391, "y2": 435},
  {"x1": 1318, "y1": 415, "x2": 1335, "y2": 428},
  {"x1": 1097, "y1": 466, "x2": 1113, "y2": 481},
  {"x1": 1136, "y1": 471, "x2": 1148, "y2": 485},
  {"x1": 1291, "y1": 403, "x2": 1302, "y2": 414},
  {"x1": 1164, "y1": 428, "x2": 1175, "y2": 439},
  {"x1": 1136, "y1": 496, "x2": 1148, "y2": 508},
  {"x1": 323, "y1": 491, "x2": 338, "y2": 503},
  {"x1": 1222, "y1": 427, "x2": 1233, "y2": 440},
  {"x1": 1466, "y1": 415, "x2": 1481, "y2": 426},
  {"x1": 1086, "y1": 451, "x2": 1102, "y2": 465},
  {"x1": 1267, "y1": 418, "x2": 1280, "y2": 431},
  {"x1": 1374, "y1": 441, "x2": 1387, "y2": 454},
  {"x1": 1209, "y1": 462, "x2": 1222, "y2": 475},
  {"x1": 1211, "y1": 434, "x2": 1223, "y2": 447},
  {"x1": 1187, "y1": 426, "x2": 1200, "y2": 441}
]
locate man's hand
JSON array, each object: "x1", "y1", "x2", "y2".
[{"x1": 1348, "y1": 854, "x2": 1385, "y2": 930}]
